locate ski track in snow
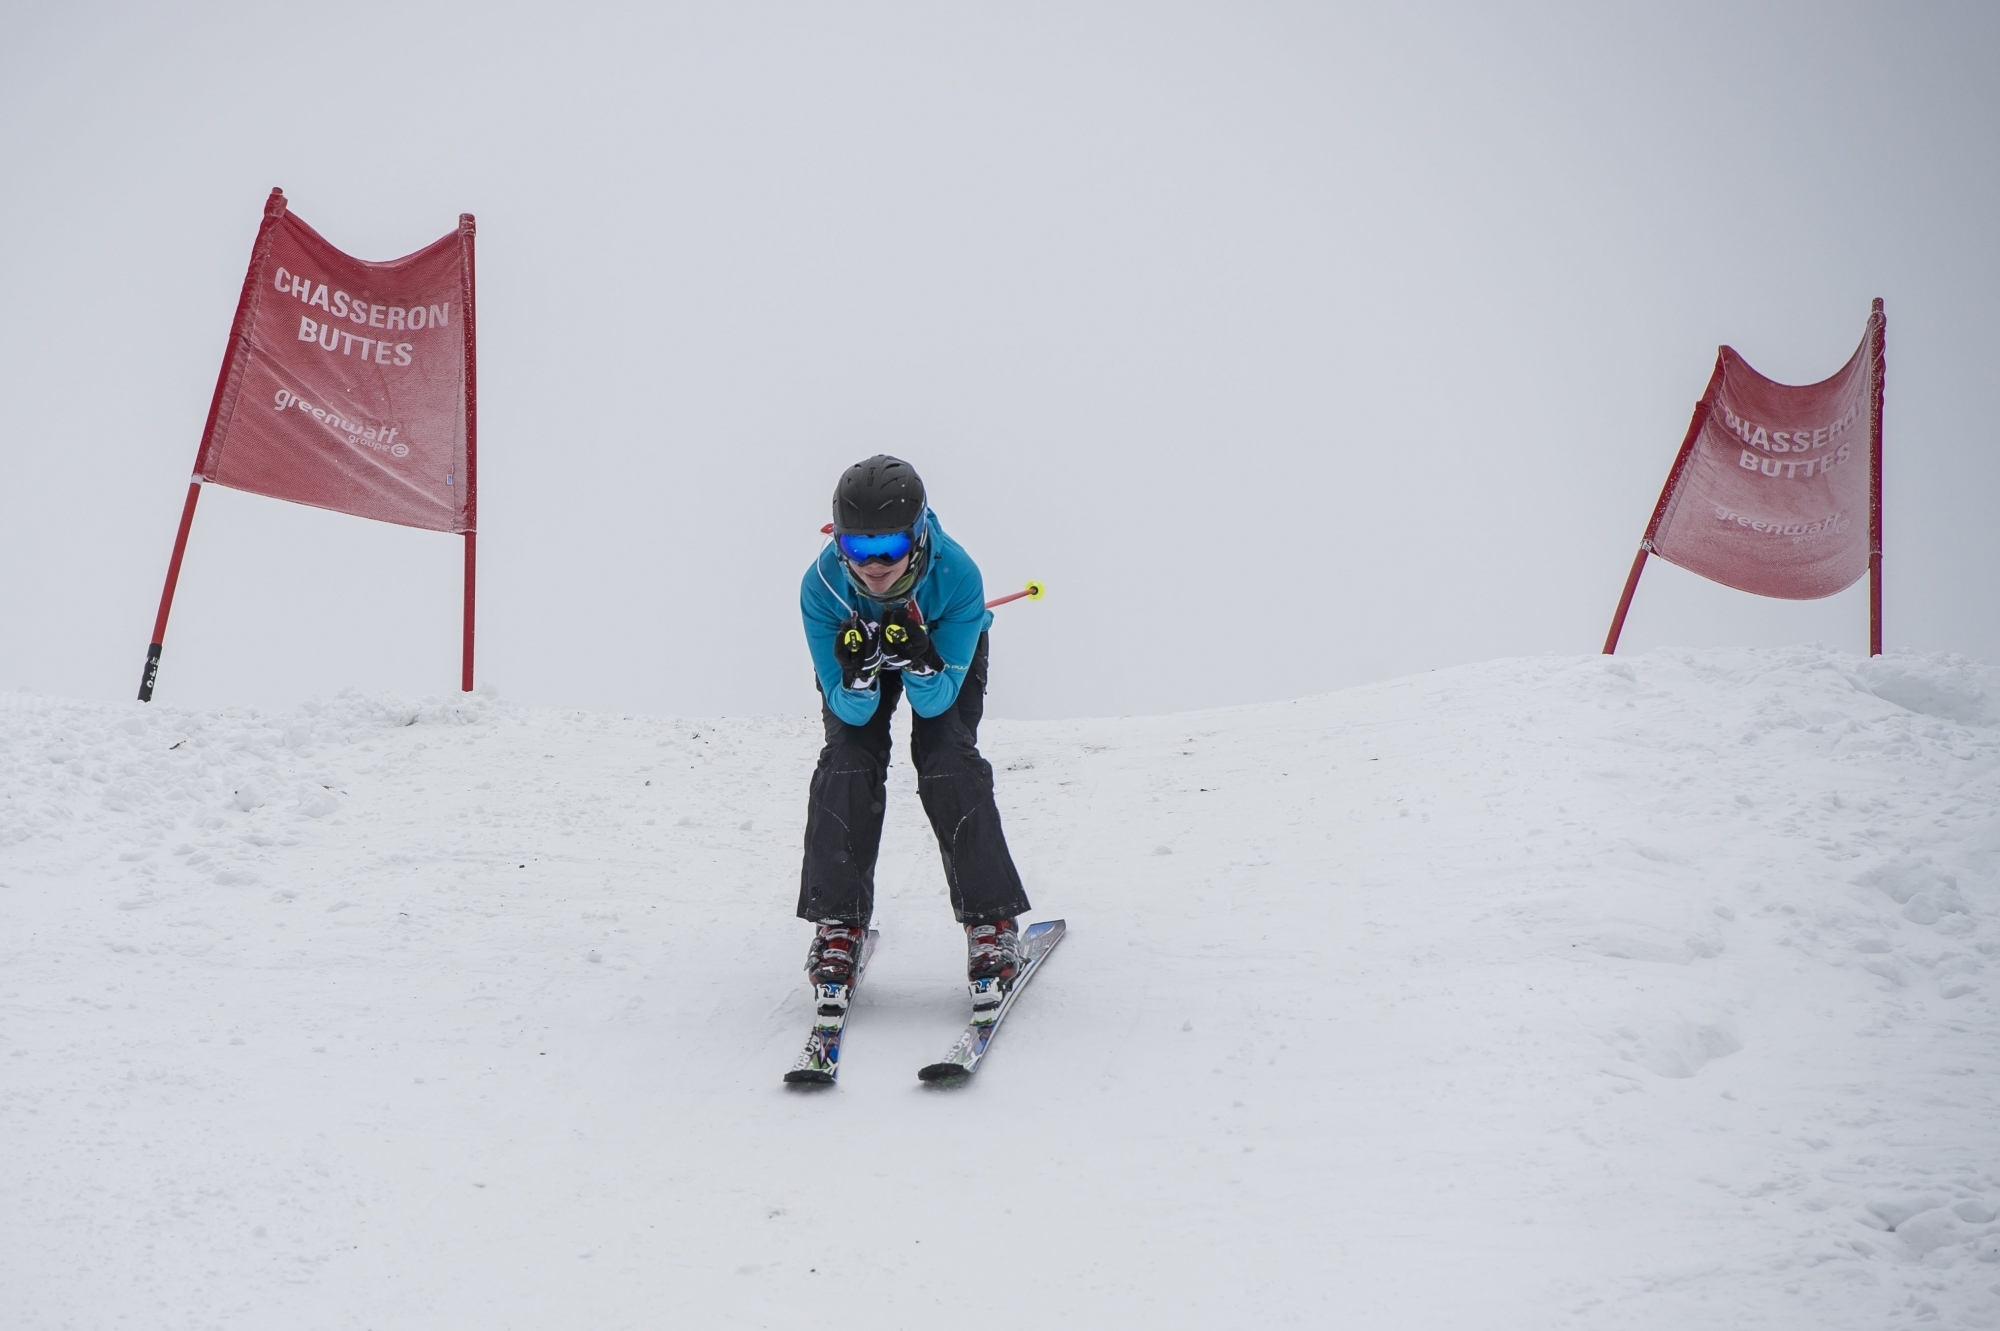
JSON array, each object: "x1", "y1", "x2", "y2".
[{"x1": 3, "y1": 647, "x2": 1999, "y2": 1329}]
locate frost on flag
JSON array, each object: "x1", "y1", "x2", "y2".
[
  {"x1": 193, "y1": 191, "x2": 475, "y2": 533},
  {"x1": 1648, "y1": 310, "x2": 1884, "y2": 600}
]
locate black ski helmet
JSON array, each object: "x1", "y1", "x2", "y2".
[{"x1": 831, "y1": 455, "x2": 926, "y2": 535}]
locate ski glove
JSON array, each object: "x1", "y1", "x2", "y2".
[
  {"x1": 833, "y1": 616, "x2": 882, "y2": 691},
  {"x1": 880, "y1": 603, "x2": 946, "y2": 676}
]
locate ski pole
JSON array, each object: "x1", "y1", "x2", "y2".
[{"x1": 985, "y1": 581, "x2": 1045, "y2": 610}]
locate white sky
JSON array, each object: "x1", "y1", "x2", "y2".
[{"x1": 3, "y1": 2, "x2": 1995, "y2": 719}]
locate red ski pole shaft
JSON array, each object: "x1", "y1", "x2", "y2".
[{"x1": 985, "y1": 580, "x2": 1045, "y2": 610}]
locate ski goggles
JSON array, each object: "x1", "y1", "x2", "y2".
[{"x1": 835, "y1": 528, "x2": 916, "y2": 565}]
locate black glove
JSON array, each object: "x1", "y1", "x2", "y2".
[
  {"x1": 880, "y1": 603, "x2": 945, "y2": 676},
  {"x1": 833, "y1": 616, "x2": 882, "y2": 690}
]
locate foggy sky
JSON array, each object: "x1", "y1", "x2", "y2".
[{"x1": 3, "y1": 2, "x2": 1995, "y2": 720}]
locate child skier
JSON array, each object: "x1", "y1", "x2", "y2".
[{"x1": 796, "y1": 454, "x2": 1030, "y2": 1026}]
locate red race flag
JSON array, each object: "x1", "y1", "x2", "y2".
[
  {"x1": 1604, "y1": 301, "x2": 1885, "y2": 655},
  {"x1": 197, "y1": 190, "x2": 474, "y2": 532},
  {"x1": 1650, "y1": 316, "x2": 1881, "y2": 600},
  {"x1": 140, "y1": 188, "x2": 478, "y2": 700}
]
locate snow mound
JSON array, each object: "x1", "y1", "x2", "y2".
[
  {"x1": 1842, "y1": 652, "x2": 2000, "y2": 728},
  {"x1": 4, "y1": 648, "x2": 1998, "y2": 1328}
]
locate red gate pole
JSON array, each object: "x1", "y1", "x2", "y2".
[
  {"x1": 462, "y1": 533, "x2": 476, "y2": 692},
  {"x1": 1603, "y1": 357, "x2": 1726, "y2": 655},
  {"x1": 459, "y1": 212, "x2": 478, "y2": 692},
  {"x1": 1868, "y1": 297, "x2": 1886, "y2": 657},
  {"x1": 1601, "y1": 546, "x2": 1649, "y2": 655},
  {"x1": 139, "y1": 186, "x2": 289, "y2": 702},
  {"x1": 139, "y1": 482, "x2": 204, "y2": 701}
]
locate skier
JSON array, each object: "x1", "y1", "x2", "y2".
[{"x1": 797, "y1": 454, "x2": 1031, "y2": 1028}]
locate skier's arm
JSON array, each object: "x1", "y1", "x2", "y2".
[
  {"x1": 901, "y1": 575, "x2": 989, "y2": 718},
  {"x1": 802, "y1": 561, "x2": 881, "y2": 725}
]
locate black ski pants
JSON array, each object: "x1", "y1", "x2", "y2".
[{"x1": 797, "y1": 632, "x2": 1029, "y2": 928}]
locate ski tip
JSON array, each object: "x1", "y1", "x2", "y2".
[
  {"x1": 1024, "y1": 918, "x2": 1066, "y2": 940},
  {"x1": 917, "y1": 1062, "x2": 971, "y2": 1084},
  {"x1": 783, "y1": 1069, "x2": 836, "y2": 1086}
]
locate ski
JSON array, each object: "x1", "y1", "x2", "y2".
[
  {"x1": 783, "y1": 928, "x2": 880, "y2": 1086},
  {"x1": 918, "y1": 918, "x2": 1065, "y2": 1083}
]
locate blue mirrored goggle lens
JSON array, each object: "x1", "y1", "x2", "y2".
[{"x1": 836, "y1": 530, "x2": 914, "y2": 563}]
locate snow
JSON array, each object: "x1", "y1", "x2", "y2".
[{"x1": 5, "y1": 647, "x2": 1999, "y2": 1328}]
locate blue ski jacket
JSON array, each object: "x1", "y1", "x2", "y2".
[{"x1": 801, "y1": 512, "x2": 994, "y2": 726}]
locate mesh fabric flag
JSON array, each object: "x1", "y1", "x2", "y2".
[
  {"x1": 1649, "y1": 311, "x2": 1883, "y2": 600},
  {"x1": 193, "y1": 191, "x2": 475, "y2": 533}
]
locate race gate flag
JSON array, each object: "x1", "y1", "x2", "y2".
[
  {"x1": 140, "y1": 187, "x2": 479, "y2": 701},
  {"x1": 1603, "y1": 300, "x2": 1885, "y2": 656}
]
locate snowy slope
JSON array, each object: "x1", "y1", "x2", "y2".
[{"x1": 4, "y1": 648, "x2": 1999, "y2": 1329}]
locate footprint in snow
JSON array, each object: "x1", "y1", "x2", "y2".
[
  {"x1": 1862, "y1": 1199, "x2": 2000, "y2": 1265},
  {"x1": 1602, "y1": 1017, "x2": 1740, "y2": 1078}
]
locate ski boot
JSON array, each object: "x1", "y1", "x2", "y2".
[
  {"x1": 964, "y1": 917, "x2": 1023, "y2": 1027},
  {"x1": 805, "y1": 923, "x2": 868, "y2": 1026}
]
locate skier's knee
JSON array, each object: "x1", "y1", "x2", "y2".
[
  {"x1": 913, "y1": 732, "x2": 981, "y2": 775},
  {"x1": 819, "y1": 735, "x2": 886, "y2": 775}
]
